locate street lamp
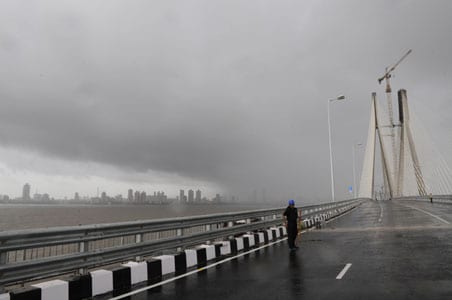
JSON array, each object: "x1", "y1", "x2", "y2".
[
  {"x1": 327, "y1": 95, "x2": 346, "y2": 202},
  {"x1": 352, "y1": 142, "x2": 363, "y2": 198}
]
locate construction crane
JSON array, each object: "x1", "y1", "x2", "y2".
[
  {"x1": 378, "y1": 49, "x2": 412, "y2": 92},
  {"x1": 377, "y1": 49, "x2": 412, "y2": 198}
]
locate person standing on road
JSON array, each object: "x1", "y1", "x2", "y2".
[{"x1": 283, "y1": 199, "x2": 299, "y2": 250}]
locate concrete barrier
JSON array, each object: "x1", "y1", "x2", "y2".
[
  {"x1": 9, "y1": 286, "x2": 41, "y2": 300},
  {"x1": 31, "y1": 280, "x2": 68, "y2": 300},
  {"x1": 110, "y1": 266, "x2": 132, "y2": 294},
  {"x1": 259, "y1": 231, "x2": 269, "y2": 244},
  {"x1": 214, "y1": 244, "x2": 222, "y2": 258},
  {"x1": 279, "y1": 226, "x2": 287, "y2": 236},
  {"x1": 199, "y1": 245, "x2": 216, "y2": 261},
  {"x1": 229, "y1": 239, "x2": 238, "y2": 254},
  {"x1": 266, "y1": 229, "x2": 274, "y2": 241},
  {"x1": 235, "y1": 237, "x2": 244, "y2": 251},
  {"x1": 122, "y1": 261, "x2": 147, "y2": 285},
  {"x1": 174, "y1": 252, "x2": 188, "y2": 274},
  {"x1": 0, "y1": 293, "x2": 9, "y2": 300},
  {"x1": 253, "y1": 233, "x2": 260, "y2": 244},
  {"x1": 184, "y1": 249, "x2": 198, "y2": 268},
  {"x1": 243, "y1": 234, "x2": 256, "y2": 247},
  {"x1": 242, "y1": 236, "x2": 250, "y2": 251},
  {"x1": 90, "y1": 269, "x2": 113, "y2": 297},
  {"x1": 195, "y1": 247, "x2": 207, "y2": 267},
  {"x1": 154, "y1": 255, "x2": 175, "y2": 276},
  {"x1": 146, "y1": 258, "x2": 162, "y2": 284},
  {"x1": 216, "y1": 241, "x2": 231, "y2": 255},
  {"x1": 66, "y1": 274, "x2": 91, "y2": 300},
  {"x1": 270, "y1": 228, "x2": 280, "y2": 239}
]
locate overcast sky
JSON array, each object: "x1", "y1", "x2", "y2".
[{"x1": 0, "y1": 0, "x2": 451, "y2": 202}]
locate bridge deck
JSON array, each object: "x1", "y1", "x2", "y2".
[{"x1": 123, "y1": 200, "x2": 452, "y2": 300}]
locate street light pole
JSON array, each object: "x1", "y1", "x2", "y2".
[
  {"x1": 352, "y1": 143, "x2": 362, "y2": 198},
  {"x1": 327, "y1": 95, "x2": 345, "y2": 202}
]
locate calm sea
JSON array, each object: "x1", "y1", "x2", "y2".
[{"x1": 0, "y1": 203, "x2": 279, "y2": 231}]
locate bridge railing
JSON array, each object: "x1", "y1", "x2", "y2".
[
  {"x1": 393, "y1": 195, "x2": 452, "y2": 203},
  {"x1": 0, "y1": 198, "x2": 365, "y2": 288}
]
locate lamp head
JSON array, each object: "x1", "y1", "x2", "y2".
[{"x1": 329, "y1": 95, "x2": 346, "y2": 102}]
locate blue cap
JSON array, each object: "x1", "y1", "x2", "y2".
[{"x1": 288, "y1": 199, "x2": 295, "y2": 205}]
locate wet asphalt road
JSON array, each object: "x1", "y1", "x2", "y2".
[{"x1": 126, "y1": 200, "x2": 452, "y2": 300}]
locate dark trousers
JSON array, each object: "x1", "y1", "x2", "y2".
[{"x1": 287, "y1": 224, "x2": 298, "y2": 248}]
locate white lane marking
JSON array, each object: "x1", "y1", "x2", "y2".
[
  {"x1": 110, "y1": 206, "x2": 360, "y2": 299},
  {"x1": 336, "y1": 263, "x2": 352, "y2": 280},
  {"x1": 404, "y1": 205, "x2": 451, "y2": 225}
]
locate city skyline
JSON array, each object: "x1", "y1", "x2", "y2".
[{"x1": 0, "y1": 182, "x2": 228, "y2": 203}]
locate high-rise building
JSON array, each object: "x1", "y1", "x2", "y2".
[
  {"x1": 188, "y1": 189, "x2": 194, "y2": 203},
  {"x1": 128, "y1": 189, "x2": 134, "y2": 202},
  {"x1": 101, "y1": 191, "x2": 107, "y2": 202},
  {"x1": 22, "y1": 183, "x2": 31, "y2": 201},
  {"x1": 213, "y1": 193, "x2": 221, "y2": 203},
  {"x1": 74, "y1": 192, "x2": 80, "y2": 201},
  {"x1": 195, "y1": 190, "x2": 202, "y2": 202},
  {"x1": 179, "y1": 190, "x2": 185, "y2": 204},
  {"x1": 140, "y1": 191, "x2": 147, "y2": 203},
  {"x1": 134, "y1": 191, "x2": 140, "y2": 203}
]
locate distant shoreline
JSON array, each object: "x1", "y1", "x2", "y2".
[{"x1": 0, "y1": 200, "x2": 272, "y2": 207}]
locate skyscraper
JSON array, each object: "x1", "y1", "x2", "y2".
[
  {"x1": 128, "y1": 189, "x2": 133, "y2": 202},
  {"x1": 179, "y1": 190, "x2": 185, "y2": 204},
  {"x1": 140, "y1": 191, "x2": 147, "y2": 203},
  {"x1": 195, "y1": 189, "x2": 202, "y2": 202},
  {"x1": 22, "y1": 183, "x2": 31, "y2": 201},
  {"x1": 188, "y1": 189, "x2": 194, "y2": 203}
]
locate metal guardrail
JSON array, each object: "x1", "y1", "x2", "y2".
[
  {"x1": 0, "y1": 198, "x2": 365, "y2": 288},
  {"x1": 393, "y1": 195, "x2": 452, "y2": 203}
]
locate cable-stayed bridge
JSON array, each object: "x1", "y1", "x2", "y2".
[
  {"x1": 359, "y1": 50, "x2": 452, "y2": 200},
  {"x1": 359, "y1": 88, "x2": 452, "y2": 199}
]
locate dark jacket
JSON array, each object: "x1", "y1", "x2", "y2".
[{"x1": 283, "y1": 206, "x2": 298, "y2": 226}]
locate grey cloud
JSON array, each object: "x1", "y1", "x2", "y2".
[{"x1": 0, "y1": 0, "x2": 451, "y2": 201}]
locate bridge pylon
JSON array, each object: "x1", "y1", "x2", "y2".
[{"x1": 358, "y1": 88, "x2": 427, "y2": 199}]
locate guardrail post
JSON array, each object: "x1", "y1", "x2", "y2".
[
  {"x1": 204, "y1": 224, "x2": 212, "y2": 245},
  {"x1": 176, "y1": 228, "x2": 183, "y2": 252},
  {"x1": 77, "y1": 233, "x2": 89, "y2": 275},
  {"x1": 227, "y1": 222, "x2": 234, "y2": 239},
  {"x1": 135, "y1": 233, "x2": 143, "y2": 261},
  {"x1": 0, "y1": 245, "x2": 6, "y2": 293}
]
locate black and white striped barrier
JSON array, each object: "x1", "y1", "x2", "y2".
[
  {"x1": 122, "y1": 261, "x2": 147, "y2": 285},
  {"x1": 0, "y1": 293, "x2": 9, "y2": 300},
  {"x1": 214, "y1": 241, "x2": 231, "y2": 256},
  {"x1": 2, "y1": 226, "x2": 289, "y2": 300},
  {"x1": 266, "y1": 228, "x2": 274, "y2": 241}
]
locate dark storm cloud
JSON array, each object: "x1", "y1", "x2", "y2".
[{"x1": 0, "y1": 0, "x2": 451, "y2": 201}]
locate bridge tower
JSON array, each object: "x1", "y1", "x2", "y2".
[
  {"x1": 358, "y1": 88, "x2": 427, "y2": 199},
  {"x1": 358, "y1": 50, "x2": 432, "y2": 199}
]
